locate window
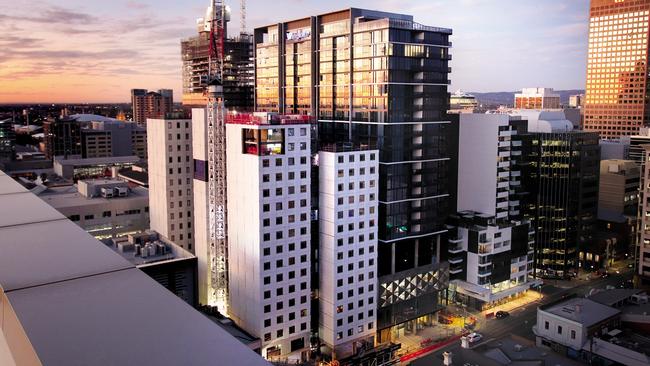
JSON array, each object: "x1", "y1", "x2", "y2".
[
  {"x1": 557, "y1": 326, "x2": 562, "y2": 335},
  {"x1": 544, "y1": 321, "x2": 549, "y2": 330}
]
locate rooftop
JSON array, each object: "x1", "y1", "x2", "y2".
[
  {"x1": 37, "y1": 181, "x2": 148, "y2": 210},
  {"x1": 53, "y1": 155, "x2": 141, "y2": 166},
  {"x1": 0, "y1": 169, "x2": 270, "y2": 365},
  {"x1": 588, "y1": 289, "x2": 645, "y2": 307},
  {"x1": 68, "y1": 113, "x2": 119, "y2": 123},
  {"x1": 541, "y1": 296, "x2": 620, "y2": 327},
  {"x1": 104, "y1": 231, "x2": 195, "y2": 267}
]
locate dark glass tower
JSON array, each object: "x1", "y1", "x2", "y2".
[
  {"x1": 255, "y1": 8, "x2": 453, "y2": 343},
  {"x1": 521, "y1": 131, "x2": 600, "y2": 278}
]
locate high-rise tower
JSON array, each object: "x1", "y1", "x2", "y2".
[
  {"x1": 584, "y1": 0, "x2": 650, "y2": 139},
  {"x1": 254, "y1": 8, "x2": 454, "y2": 344}
]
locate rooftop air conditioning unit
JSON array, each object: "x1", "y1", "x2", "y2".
[
  {"x1": 101, "y1": 187, "x2": 114, "y2": 198},
  {"x1": 114, "y1": 186, "x2": 128, "y2": 197}
]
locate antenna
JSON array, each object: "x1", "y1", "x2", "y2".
[{"x1": 240, "y1": 0, "x2": 246, "y2": 34}]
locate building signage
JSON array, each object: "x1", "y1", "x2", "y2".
[{"x1": 286, "y1": 28, "x2": 311, "y2": 41}]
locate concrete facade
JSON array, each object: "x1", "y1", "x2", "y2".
[{"x1": 147, "y1": 118, "x2": 194, "y2": 252}]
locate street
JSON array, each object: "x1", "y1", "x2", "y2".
[{"x1": 409, "y1": 267, "x2": 634, "y2": 365}]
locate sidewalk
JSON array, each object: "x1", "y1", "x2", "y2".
[{"x1": 480, "y1": 290, "x2": 543, "y2": 317}]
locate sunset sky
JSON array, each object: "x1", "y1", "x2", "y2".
[{"x1": 0, "y1": 0, "x2": 589, "y2": 104}]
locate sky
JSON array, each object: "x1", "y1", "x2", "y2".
[{"x1": 0, "y1": 0, "x2": 590, "y2": 104}]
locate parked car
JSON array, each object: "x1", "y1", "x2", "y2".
[
  {"x1": 466, "y1": 332, "x2": 483, "y2": 343},
  {"x1": 495, "y1": 311, "x2": 510, "y2": 319}
]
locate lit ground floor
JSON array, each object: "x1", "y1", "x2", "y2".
[
  {"x1": 448, "y1": 279, "x2": 542, "y2": 311},
  {"x1": 263, "y1": 333, "x2": 310, "y2": 363}
]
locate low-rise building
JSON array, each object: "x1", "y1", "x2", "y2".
[
  {"x1": 53, "y1": 155, "x2": 141, "y2": 181},
  {"x1": 534, "y1": 294, "x2": 650, "y2": 366},
  {"x1": 37, "y1": 178, "x2": 149, "y2": 239},
  {"x1": 105, "y1": 230, "x2": 197, "y2": 306}
]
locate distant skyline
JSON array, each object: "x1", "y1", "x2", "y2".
[{"x1": 0, "y1": 0, "x2": 589, "y2": 103}]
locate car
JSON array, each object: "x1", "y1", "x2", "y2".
[
  {"x1": 495, "y1": 310, "x2": 510, "y2": 319},
  {"x1": 466, "y1": 332, "x2": 483, "y2": 343}
]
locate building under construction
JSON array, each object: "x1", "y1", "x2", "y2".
[{"x1": 181, "y1": 6, "x2": 254, "y2": 110}]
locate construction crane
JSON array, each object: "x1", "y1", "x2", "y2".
[
  {"x1": 206, "y1": 0, "x2": 229, "y2": 312},
  {"x1": 240, "y1": 0, "x2": 246, "y2": 34}
]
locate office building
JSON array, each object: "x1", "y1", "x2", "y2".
[
  {"x1": 623, "y1": 128, "x2": 650, "y2": 165},
  {"x1": 446, "y1": 114, "x2": 535, "y2": 310},
  {"x1": 449, "y1": 90, "x2": 479, "y2": 114},
  {"x1": 80, "y1": 119, "x2": 147, "y2": 159},
  {"x1": 318, "y1": 145, "x2": 379, "y2": 360},
  {"x1": 0, "y1": 118, "x2": 15, "y2": 161},
  {"x1": 181, "y1": 3, "x2": 254, "y2": 109},
  {"x1": 599, "y1": 160, "x2": 639, "y2": 218},
  {"x1": 147, "y1": 117, "x2": 194, "y2": 252},
  {"x1": 224, "y1": 114, "x2": 312, "y2": 359},
  {"x1": 514, "y1": 88, "x2": 561, "y2": 109},
  {"x1": 599, "y1": 139, "x2": 629, "y2": 160},
  {"x1": 569, "y1": 94, "x2": 584, "y2": 108},
  {"x1": 53, "y1": 155, "x2": 141, "y2": 181},
  {"x1": 0, "y1": 170, "x2": 271, "y2": 366},
  {"x1": 131, "y1": 89, "x2": 174, "y2": 126},
  {"x1": 638, "y1": 145, "x2": 650, "y2": 284},
  {"x1": 594, "y1": 160, "x2": 639, "y2": 263},
  {"x1": 584, "y1": 0, "x2": 650, "y2": 139},
  {"x1": 517, "y1": 111, "x2": 600, "y2": 278},
  {"x1": 43, "y1": 117, "x2": 82, "y2": 159},
  {"x1": 254, "y1": 8, "x2": 455, "y2": 343},
  {"x1": 37, "y1": 178, "x2": 149, "y2": 240}
]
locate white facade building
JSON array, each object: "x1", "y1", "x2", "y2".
[
  {"x1": 225, "y1": 114, "x2": 312, "y2": 359},
  {"x1": 533, "y1": 296, "x2": 619, "y2": 353},
  {"x1": 318, "y1": 147, "x2": 379, "y2": 360},
  {"x1": 449, "y1": 114, "x2": 536, "y2": 310},
  {"x1": 147, "y1": 118, "x2": 195, "y2": 252},
  {"x1": 457, "y1": 114, "x2": 525, "y2": 219}
]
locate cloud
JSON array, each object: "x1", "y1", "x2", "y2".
[
  {"x1": 125, "y1": 1, "x2": 149, "y2": 10},
  {"x1": 0, "y1": 6, "x2": 98, "y2": 25},
  {"x1": 0, "y1": 35, "x2": 42, "y2": 48}
]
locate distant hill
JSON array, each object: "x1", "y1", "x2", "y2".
[{"x1": 469, "y1": 89, "x2": 585, "y2": 107}]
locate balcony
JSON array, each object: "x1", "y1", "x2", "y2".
[
  {"x1": 449, "y1": 256, "x2": 464, "y2": 265},
  {"x1": 477, "y1": 269, "x2": 492, "y2": 277},
  {"x1": 450, "y1": 266, "x2": 463, "y2": 274},
  {"x1": 448, "y1": 244, "x2": 463, "y2": 254},
  {"x1": 449, "y1": 235, "x2": 462, "y2": 244}
]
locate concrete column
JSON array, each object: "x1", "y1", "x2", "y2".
[
  {"x1": 391, "y1": 243, "x2": 396, "y2": 274},
  {"x1": 414, "y1": 239, "x2": 419, "y2": 267}
]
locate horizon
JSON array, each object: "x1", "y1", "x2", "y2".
[{"x1": 0, "y1": 0, "x2": 589, "y2": 103}]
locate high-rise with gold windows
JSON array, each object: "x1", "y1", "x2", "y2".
[
  {"x1": 254, "y1": 8, "x2": 454, "y2": 357},
  {"x1": 584, "y1": 0, "x2": 650, "y2": 139}
]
